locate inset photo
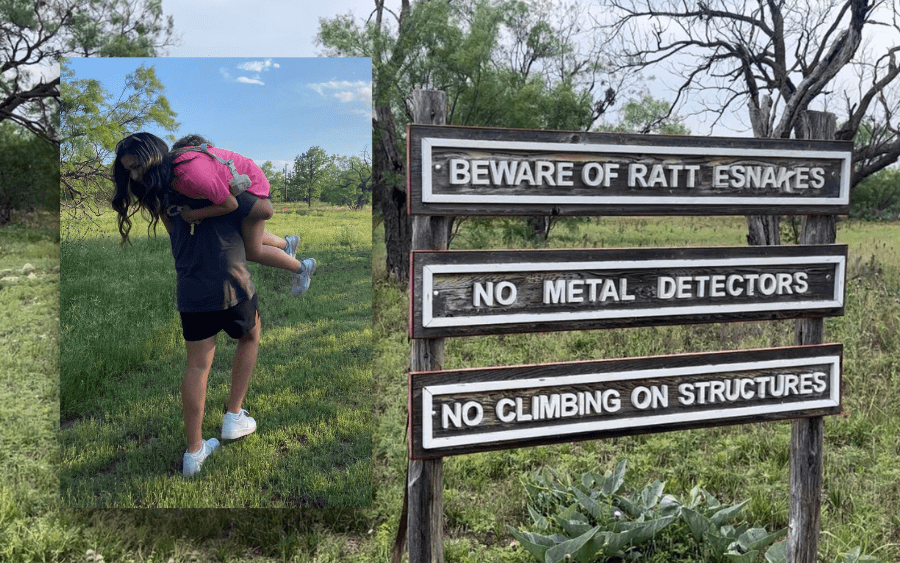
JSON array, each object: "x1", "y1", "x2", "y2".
[{"x1": 60, "y1": 57, "x2": 373, "y2": 508}]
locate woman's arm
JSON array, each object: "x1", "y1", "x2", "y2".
[{"x1": 179, "y1": 194, "x2": 239, "y2": 223}]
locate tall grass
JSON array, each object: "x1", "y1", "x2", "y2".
[
  {"x1": 0, "y1": 212, "x2": 63, "y2": 562},
  {"x1": 59, "y1": 204, "x2": 373, "y2": 509},
  {"x1": 368, "y1": 216, "x2": 900, "y2": 562},
  {"x1": 4, "y1": 212, "x2": 899, "y2": 561}
]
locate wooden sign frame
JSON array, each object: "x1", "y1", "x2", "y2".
[
  {"x1": 410, "y1": 344, "x2": 842, "y2": 459},
  {"x1": 403, "y1": 97, "x2": 845, "y2": 563},
  {"x1": 410, "y1": 245, "x2": 847, "y2": 338},
  {"x1": 407, "y1": 124, "x2": 853, "y2": 216}
]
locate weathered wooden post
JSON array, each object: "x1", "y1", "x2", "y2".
[
  {"x1": 408, "y1": 88, "x2": 449, "y2": 563},
  {"x1": 788, "y1": 110, "x2": 837, "y2": 563}
]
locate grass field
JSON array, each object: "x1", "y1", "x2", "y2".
[
  {"x1": 59, "y1": 203, "x2": 373, "y2": 508},
  {"x1": 2, "y1": 212, "x2": 899, "y2": 562},
  {"x1": 0, "y1": 212, "x2": 62, "y2": 561},
  {"x1": 367, "y1": 215, "x2": 900, "y2": 563}
]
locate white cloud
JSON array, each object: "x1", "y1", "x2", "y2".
[
  {"x1": 220, "y1": 59, "x2": 280, "y2": 86},
  {"x1": 309, "y1": 80, "x2": 372, "y2": 105},
  {"x1": 238, "y1": 59, "x2": 280, "y2": 73}
]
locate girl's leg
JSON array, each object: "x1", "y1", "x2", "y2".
[
  {"x1": 261, "y1": 231, "x2": 287, "y2": 250},
  {"x1": 242, "y1": 199, "x2": 302, "y2": 273},
  {"x1": 182, "y1": 336, "x2": 217, "y2": 454},
  {"x1": 246, "y1": 200, "x2": 296, "y2": 250}
]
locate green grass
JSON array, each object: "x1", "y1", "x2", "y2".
[
  {"x1": 0, "y1": 212, "x2": 63, "y2": 562},
  {"x1": 59, "y1": 203, "x2": 373, "y2": 508},
  {"x1": 4, "y1": 212, "x2": 900, "y2": 562},
  {"x1": 365, "y1": 215, "x2": 900, "y2": 563}
]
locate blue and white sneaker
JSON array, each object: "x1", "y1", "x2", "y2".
[
  {"x1": 182, "y1": 438, "x2": 220, "y2": 477},
  {"x1": 291, "y1": 258, "x2": 317, "y2": 296},
  {"x1": 284, "y1": 235, "x2": 301, "y2": 259},
  {"x1": 222, "y1": 409, "x2": 257, "y2": 440}
]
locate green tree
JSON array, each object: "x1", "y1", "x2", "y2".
[
  {"x1": 259, "y1": 161, "x2": 285, "y2": 202},
  {"x1": 318, "y1": 0, "x2": 616, "y2": 279},
  {"x1": 60, "y1": 59, "x2": 179, "y2": 218},
  {"x1": 1, "y1": 0, "x2": 177, "y2": 145},
  {"x1": 321, "y1": 154, "x2": 373, "y2": 209},
  {"x1": 290, "y1": 146, "x2": 331, "y2": 207},
  {"x1": 598, "y1": 91, "x2": 691, "y2": 135},
  {"x1": 850, "y1": 167, "x2": 900, "y2": 220}
]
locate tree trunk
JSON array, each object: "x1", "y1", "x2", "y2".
[
  {"x1": 745, "y1": 214, "x2": 780, "y2": 246},
  {"x1": 746, "y1": 94, "x2": 780, "y2": 246},
  {"x1": 526, "y1": 215, "x2": 553, "y2": 241},
  {"x1": 373, "y1": 105, "x2": 411, "y2": 281}
]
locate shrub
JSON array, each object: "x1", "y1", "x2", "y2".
[
  {"x1": 850, "y1": 169, "x2": 900, "y2": 220},
  {"x1": 510, "y1": 459, "x2": 786, "y2": 563}
]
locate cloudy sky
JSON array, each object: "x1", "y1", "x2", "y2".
[
  {"x1": 162, "y1": 0, "x2": 372, "y2": 58},
  {"x1": 66, "y1": 57, "x2": 371, "y2": 172},
  {"x1": 158, "y1": 0, "x2": 898, "y2": 139}
]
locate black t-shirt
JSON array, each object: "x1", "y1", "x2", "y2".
[{"x1": 167, "y1": 192, "x2": 257, "y2": 312}]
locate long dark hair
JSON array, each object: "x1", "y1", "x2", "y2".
[{"x1": 111, "y1": 132, "x2": 178, "y2": 245}]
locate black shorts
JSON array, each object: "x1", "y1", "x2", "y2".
[
  {"x1": 180, "y1": 294, "x2": 259, "y2": 342},
  {"x1": 235, "y1": 190, "x2": 259, "y2": 219}
]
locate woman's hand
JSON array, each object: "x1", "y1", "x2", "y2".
[{"x1": 179, "y1": 206, "x2": 199, "y2": 224}]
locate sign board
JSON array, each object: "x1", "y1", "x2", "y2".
[
  {"x1": 407, "y1": 125, "x2": 853, "y2": 216},
  {"x1": 411, "y1": 245, "x2": 847, "y2": 338},
  {"x1": 409, "y1": 344, "x2": 842, "y2": 459}
]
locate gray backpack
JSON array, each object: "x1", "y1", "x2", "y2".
[{"x1": 182, "y1": 144, "x2": 252, "y2": 196}]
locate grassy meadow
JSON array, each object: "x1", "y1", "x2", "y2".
[
  {"x1": 59, "y1": 203, "x2": 373, "y2": 508},
  {"x1": 366, "y1": 215, "x2": 900, "y2": 563},
  {"x1": 0, "y1": 212, "x2": 62, "y2": 561},
  {"x1": 2, "y1": 211, "x2": 899, "y2": 562}
]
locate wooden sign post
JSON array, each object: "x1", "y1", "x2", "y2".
[
  {"x1": 407, "y1": 90, "x2": 449, "y2": 563},
  {"x1": 404, "y1": 109, "x2": 851, "y2": 563},
  {"x1": 788, "y1": 111, "x2": 839, "y2": 563}
]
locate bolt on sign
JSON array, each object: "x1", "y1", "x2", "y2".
[
  {"x1": 409, "y1": 344, "x2": 842, "y2": 459},
  {"x1": 410, "y1": 245, "x2": 847, "y2": 339},
  {"x1": 407, "y1": 125, "x2": 853, "y2": 216}
]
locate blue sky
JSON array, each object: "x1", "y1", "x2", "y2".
[{"x1": 65, "y1": 57, "x2": 372, "y2": 172}]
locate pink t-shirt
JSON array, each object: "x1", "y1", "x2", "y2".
[{"x1": 172, "y1": 146, "x2": 270, "y2": 205}]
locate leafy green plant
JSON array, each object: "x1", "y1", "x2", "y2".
[
  {"x1": 511, "y1": 460, "x2": 787, "y2": 563},
  {"x1": 510, "y1": 460, "x2": 678, "y2": 562},
  {"x1": 677, "y1": 485, "x2": 786, "y2": 562},
  {"x1": 334, "y1": 224, "x2": 360, "y2": 248},
  {"x1": 839, "y1": 546, "x2": 881, "y2": 563}
]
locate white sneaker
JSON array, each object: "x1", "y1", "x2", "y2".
[
  {"x1": 222, "y1": 409, "x2": 257, "y2": 440},
  {"x1": 284, "y1": 235, "x2": 301, "y2": 259},
  {"x1": 182, "y1": 438, "x2": 220, "y2": 477},
  {"x1": 291, "y1": 258, "x2": 317, "y2": 296}
]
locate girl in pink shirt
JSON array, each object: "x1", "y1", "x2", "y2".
[{"x1": 112, "y1": 132, "x2": 316, "y2": 296}]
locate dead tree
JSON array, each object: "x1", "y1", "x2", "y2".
[{"x1": 601, "y1": 0, "x2": 900, "y2": 244}]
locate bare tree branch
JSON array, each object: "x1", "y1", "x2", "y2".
[
  {"x1": 600, "y1": 0, "x2": 900, "y2": 180},
  {"x1": 2, "y1": 0, "x2": 178, "y2": 144}
]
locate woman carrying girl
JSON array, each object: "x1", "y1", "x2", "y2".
[
  {"x1": 111, "y1": 132, "x2": 315, "y2": 475},
  {"x1": 113, "y1": 132, "x2": 316, "y2": 296}
]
